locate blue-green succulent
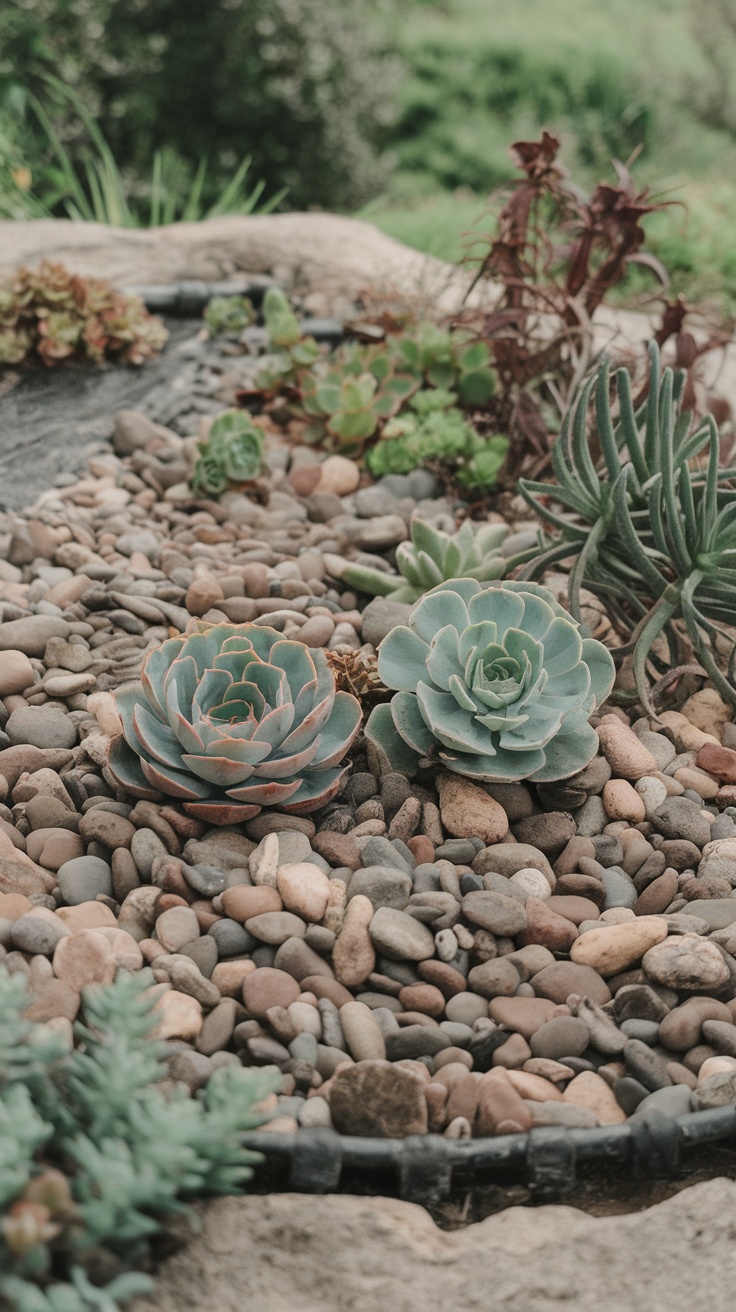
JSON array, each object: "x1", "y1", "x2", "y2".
[
  {"x1": 326, "y1": 518, "x2": 509, "y2": 605},
  {"x1": 365, "y1": 578, "x2": 615, "y2": 782},
  {"x1": 108, "y1": 624, "x2": 362, "y2": 824}
]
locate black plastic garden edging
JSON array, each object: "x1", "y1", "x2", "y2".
[{"x1": 241, "y1": 1105, "x2": 736, "y2": 1205}]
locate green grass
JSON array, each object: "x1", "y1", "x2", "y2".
[{"x1": 357, "y1": 0, "x2": 736, "y2": 309}]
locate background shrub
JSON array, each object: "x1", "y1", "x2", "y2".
[{"x1": 0, "y1": 0, "x2": 400, "y2": 213}]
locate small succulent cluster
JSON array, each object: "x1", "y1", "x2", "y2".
[
  {"x1": 389, "y1": 320, "x2": 496, "y2": 408},
  {"x1": 108, "y1": 623, "x2": 362, "y2": 824},
  {"x1": 252, "y1": 289, "x2": 502, "y2": 481},
  {"x1": 365, "y1": 578, "x2": 614, "y2": 783},
  {"x1": 518, "y1": 343, "x2": 736, "y2": 709},
  {"x1": 204, "y1": 294, "x2": 255, "y2": 338},
  {"x1": 190, "y1": 409, "x2": 265, "y2": 497},
  {"x1": 365, "y1": 388, "x2": 508, "y2": 490},
  {"x1": 0, "y1": 967, "x2": 276, "y2": 1312},
  {"x1": 0, "y1": 261, "x2": 168, "y2": 367},
  {"x1": 326, "y1": 518, "x2": 510, "y2": 604},
  {"x1": 257, "y1": 288, "x2": 321, "y2": 386},
  {"x1": 299, "y1": 358, "x2": 418, "y2": 456}
]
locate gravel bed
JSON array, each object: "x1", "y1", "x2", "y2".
[{"x1": 3, "y1": 327, "x2": 736, "y2": 1147}]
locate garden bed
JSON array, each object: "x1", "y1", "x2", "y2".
[{"x1": 3, "y1": 248, "x2": 736, "y2": 1309}]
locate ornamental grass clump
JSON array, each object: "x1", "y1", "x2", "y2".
[
  {"x1": 326, "y1": 518, "x2": 510, "y2": 604},
  {"x1": 108, "y1": 623, "x2": 362, "y2": 824},
  {"x1": 365, "y1": 578, "x2": 614, "y2": 782},
  {"x1": 518, "y1": 342, "x2": 736, "y2": 710}
]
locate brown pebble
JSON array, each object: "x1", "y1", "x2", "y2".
[
  {"x1": 417, "y1": 960, "x2": 468, "y2": 998},
  {"x1": 530, "y1": 962, "x2": 612, "y2": 1006},
  {"x1": 333, "y1": 895, "x2": 375, "y2": 988},
  {"x1": 546, "y1": 895, "x2": 600, "y2": 925},
  {"x1": 398, "y1": 984, "x2": 446, "y2": 1018},
  {"x1": 242, "y1": 967, "x2": 301, "y2": 1019},
  {"x1": 633, "y1": 869, "x2": 679, "y2": 916},
  {"x1": 491, "y1": 1033, "x2": 533, "y2": 1069},
  {"x1": 221, "y1": 885, "x2": 282, "y2": 921},
  {"x1": 518, "y1": 898, "x2": 578, "y2": 952},
  {"x1": 488, "y1": 996, "x2": 558, "y2": 1038},
  {"x1": 407, "y1": 835, "x2": 435, "y2": 865},
  {"x1": 476, "y1": 1068, "x2": 533, "y2": 1135},
  {"x1": 311, "y1": 831, "x2": 361, "y2": 870},
  {"x1": 52, "y1": 929, "x2": 116, "y2": 990}
]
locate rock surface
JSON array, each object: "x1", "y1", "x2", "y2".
[{"x1": 131, "y1": 1181, "x2": 736, "y2": 1312}]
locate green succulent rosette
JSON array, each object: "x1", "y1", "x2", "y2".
[
  {"x1": 108, "y1": 624, "x2": 362, "y2": 824},
  {"x1": 365, "y1": 578, "x2": 615, "y2": 783}
]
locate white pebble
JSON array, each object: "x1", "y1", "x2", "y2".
[
  {"x1": 435, "y1": 928, "x2": 459, "y2": 962},
  {"x1": 509, "y1": 868, "x2": 551, "y2": 900}
]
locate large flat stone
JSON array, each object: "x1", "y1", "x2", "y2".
[{"x1": 132, "y1": 1180, "x2": 736, "y2": 1312}]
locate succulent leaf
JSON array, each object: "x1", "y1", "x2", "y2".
[
  {"x1": 367, "y1": 578, "x2": 614, "y2": 783},
  {"x1": 333, "y1": 517, "x2": 510, "y2": 606},
  {"x1": 108, "y1": 625, "x2": 362, "y2": 822}
]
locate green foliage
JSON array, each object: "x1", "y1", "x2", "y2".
[
  {"x1": 108, "y1": 623, "x2": 363, "y2": 823},
  {"x1": 190, "y1": 410, "x2": 265, "y2": 498},
  {"x1": 0, "y1": 0, "x2": 398, "y2": 215},
  {"x1": 366, "y1": 393, "x2": 508, "y2": 491},
  {"x1": 300, "y1": 366, "x2": 419, "y2": 456},
  {"x1": 0, "y1": 967, "x2": 278, "y2": 1312},
  {"x1": 259, "y1": 293, "x2": 502, "y2": 478},
  {"x1": 0, "y1": 261, "x2": 168, "y2": 367},
  {"x1": 1, "y1": 78, "x2": 284, "y2": 226},
  {"x1": 365, "y1": 578, "x2": 615, "y2": 782},
  {"x1": 327, "y1": 518, "x2": 509, "y2": 604},
  {"x1": 204, "y1": 296, "x2": 255, "y2": 339},
  {"x1": 517, "y1": 343, "x2": 736, "y2": 710},
  {"x1": 262, "y1": 288, "x2": 303, "y2": 350}
]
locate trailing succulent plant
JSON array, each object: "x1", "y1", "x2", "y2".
[
  {"x1": 365, "y1": 578, "x2": 614, "y2": 783},
  {"x1": 517, "y1": 342, "x2": 736, "y2": 710},
  {"x1": 0, "y1": 260, "x2": 168, "y2": 367},
  {"x1": 326, "y1": 518, "x2": 510, "y2": 604},
  {"x1": 108, "y1": 623, "x2": 362, "y2": 824},
  {"x1": 366, "y1": 389, "x2": 508, "y2": 489},
  {"x1": 0, "y1": 967, "x2": 277, "y2": 1312},
  {"x1": 204, "y1": 294, "x2": 255, "y2": 338},
  {"x1": 190, "y1": 409, "x2": 265, "y2": 498}
]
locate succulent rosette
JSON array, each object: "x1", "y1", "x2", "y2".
[
  {"x1": 365, "y1": 578, "x2": 615, "y2": 783},
  {"x1": 108, "y1": 624, "x2": 362, "y2": 824}
]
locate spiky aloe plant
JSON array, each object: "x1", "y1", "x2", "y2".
[
  {"x1": 107, "y1": 624, "x2": 362, "y2": 824},
  {"x1": 365, "y1": 578, "x2": 614, "y2": 782},
  {"x1": 517, "y1": 342, "x2": 736, "y2": 710},
  {"x1": 325, "y1": 519, "x2": 510, "y2": 604}
]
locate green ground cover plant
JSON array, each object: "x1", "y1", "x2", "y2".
[
  {"x1": 251, "y1": 289, "x2": 508, "y2": 492},
  {"x1": 0, "y1": 967, "x2": 277, "y2": 1312}
]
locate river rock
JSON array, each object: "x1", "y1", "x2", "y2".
[
  {"x1": 643, "y1": 935, "x2": 731, "y2": 992},
  {"x1": 570, "y1": 917, "x2": 668, "y2": 976}
]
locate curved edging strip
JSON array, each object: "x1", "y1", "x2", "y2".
[{"x1": 241, "y1": 1106, "x2": 736, "y2": 1204}]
